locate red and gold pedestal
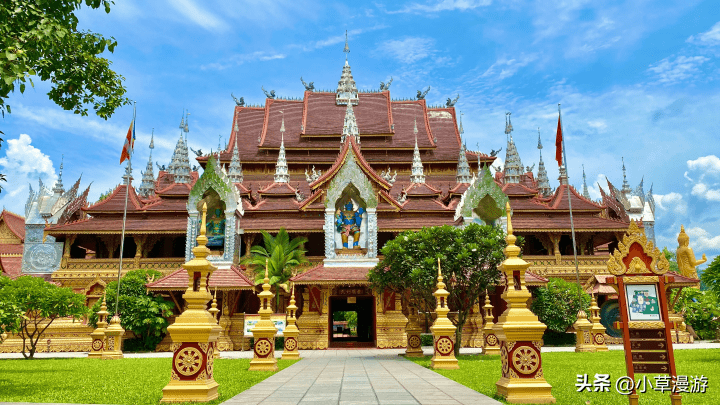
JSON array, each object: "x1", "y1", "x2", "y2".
[
  {"x1": 249, "y1": 260, "x2": 278, "y2": 371},
  {"x1": 574, "y1": 310, "x2": 596, "y2": 353},
  {"x1": 589, "y1": 296, "x2": 608, "y2": 351},
  {"x1": 495, "y1": 203, "x2": 555, "y2": 403},
  {"x1": 102, "y1": 315, "x2": 124, "y2": 360},
  {"x1": 430, "y1": 258, "x2": 459, "y2": 370},
  {"x1": 482, "y1": 292, "x2": 500, "y2": 355},
  {"x1": 161, "y1": 203, "x2": 221, "y2": 403},
  {"x1": 88, "y1": 295, "x2": 109, "y2": 359},
  {"x1": 282, "y1": 286, "x2": 300, "y2": 360},
  {"x1": 405, "y1": 303, "x2": 424, "y2": 358}
]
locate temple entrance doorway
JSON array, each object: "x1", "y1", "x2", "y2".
[{"x1": 328, "y1": 293, "x2": 375, "y2": 348}]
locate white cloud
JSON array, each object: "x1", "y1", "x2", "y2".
[
  {"x1": 586, "y1": 174, "x2": 606, "y2": 200},
  {"x1": 687, "y1": 155, "x2": 720, "y2": 177},
  {"x1": 587, "y1": 119, "x2": 607, "y2": 132},
  {"x1": 0, "y1": 134, "x2": 57, "y2": 211},
  {"x1": 378, "y1": 37, "x2": 435, "y2": 64},
  {"x1": 691, "y1": 183, "x2": 720, "y2": 202},
  {"x1": 687, "y1": 21, "x2": 720, "y2": 46},
  {"x1": 481, "y1": 54, "x2": 538, "y2": 81},
  {"x1": 201, "y1": 52, "x2": 286, "y2": 71},
  {"x1": 168, "y1": 0, "x2": 228, "y2": 32},
  {"x1": 685, "y1": 226, "x2": 720, "y2": 251},
  {"x1": 654, "y1": 192, "x2": 687, "y2": 215},
  {"x1": 647, "y1": 55, "x2": 710, "y2": 84},
  {"x1": 389, "y1": 0, "x2": 492, "y2": 14}
]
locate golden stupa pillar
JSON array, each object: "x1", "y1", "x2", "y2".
[
  {"x1": 430, "y1": 258, "x2": 459, "y2": 370},
  {"x1": 161, "y1": 203, "x2": 222, "y2": 403},
  {"x1": 88, "y1": 294, "x2": 109, "y2": 358},
  {"x1": 209, "y1": 290, "x2": 220, "y2": 359},
  {"x1": 405, "y1": 299, "x2": 424, "y2": 357},
  {"x1": 495, "y1": 202, "x2": 555, "y2": 403},
  {"x1": 249, "y1": 259, "x2": 278, "y2": 371},
  {"x1": 282, "y1": 285, "x2": 300, "y2": 360},
  {"x1": 482, "y1": 292, "x2": 500, "y2": 355},
  {"x1": 589, "y1": 296, "x2": 608, "y2": 351},
  {"x1": 102, "y1": 314, "x2": 125, "y2": 360},
  {"x1": 573, "y1": 309, "x2": 596, "y2": 353}
]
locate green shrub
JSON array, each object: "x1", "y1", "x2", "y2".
[
  {"x1": 671, "y1": 288, "x2": 720, "y2": 340},
  {"x1": 531, "y1": 278, "x2": 590, "y2": 333},
  {"x1": 421, "y1": 333, "x2": 433, "y2": 346},
  {"x1": 275, "y1": 336, "x2": 285, "y2": 350},
  {"x1": 542, "y1": 330, "x2": 576, "y2": 346}
]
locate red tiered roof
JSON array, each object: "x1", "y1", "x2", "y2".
[
  {"x1": 0, "y1": 210, "x2": 26, "y2": 241},
  {"x1": 291, "y1": 264, "x2": 371, "y2": 285},
  {"x1": 146, "y1": 265, "x2": 254, "y2": 291}
]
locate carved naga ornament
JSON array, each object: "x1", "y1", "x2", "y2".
[{"x1": 607, "y1": 220, "x2": 670, "y2": 276}]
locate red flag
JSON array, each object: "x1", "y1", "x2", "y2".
[
  {"x1": 120, "y1": 119, "x2": 134, "y2": 164},
  {"x1": 555, "y1": 114, "x2": 562, "y2": 167}
]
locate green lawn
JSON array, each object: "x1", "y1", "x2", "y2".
[
  {"x1": 0, "y1": 357, "x2": 297, "y2": 405},
  {"x1": 409, "y1": 349, "x2": 720, "y2": 405}
]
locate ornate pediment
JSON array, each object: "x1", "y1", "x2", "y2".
[
  {"x1": 607, "y1": 221, "x2": 669, "y2": 276},
  {"x1": 455, "y1": 166, "x2": 508, "y2": 222}
]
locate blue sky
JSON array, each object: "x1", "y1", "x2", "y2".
[{"x1": 1, "y1": 0, "x2": 719, "y2": 266}]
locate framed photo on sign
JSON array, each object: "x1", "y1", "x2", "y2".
[{"x1": 625, "y1": 284, "x2": 661, "y2": 321}]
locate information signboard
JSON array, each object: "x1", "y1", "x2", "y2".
[{"x1": 244, "y1": 314, "x2": 286, "y2": 337}]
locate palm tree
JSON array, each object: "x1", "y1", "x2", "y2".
[{"x1": 241, "y1": 228, "x2": 308, "y2": 310}]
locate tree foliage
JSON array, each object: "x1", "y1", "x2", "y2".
[
  {"x1": 0, "y1": 276, "x2": 24, "y2": 340},
  {"x1": 89, "y1": 269, "x2": 173, "y2": 352},
  {"x1": 700, "y1": 255, "x2": 720, "y2": 296},
  {"x1": 662, "y1": 247, "x2": 680, "y2": 274},
  {"x1": 530, "y1": 278, "x2": 590, "y2": 333},
  {"x1": 241, "y1": 228, "x2": 308, "y2": 309},
  {"x1": 0, "y1": 275, "x2": 87, "y2": 358},
  {"x1": 670, "y1": 287, "x2": 720, "y2": 340},
  {"x1": 0, "y1": 0, "x2": 129, "y2": 119},
  {"x1": 368, "y1": 224, "x2": 506, "y2": 355}
]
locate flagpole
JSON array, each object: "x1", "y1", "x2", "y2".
[
  {"x1": 114, "y1": 102, "x2": 136, "y2": 316},
  {"x1": 558, "y1": 104, "x2": 582, "y2": 300}
]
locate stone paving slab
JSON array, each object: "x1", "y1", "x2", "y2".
[{"x1": 222, "y1": 354, "x2": 502, "y2": 405}]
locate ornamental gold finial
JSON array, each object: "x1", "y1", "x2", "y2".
[
  {"x1": 201, "y1": 202, "x2": 207, "y2": 237},
  {"x1": 264, "y1": 258, "x2": 270, "y2": 284},
  {"x1": 437, "y1": 257, "x2": 442, "y2": 279}
]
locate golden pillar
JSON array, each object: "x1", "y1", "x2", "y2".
[
  {"x1": 102, "y1": 315, "x2": 125, "y2": 360},
  {"x1": 573, "y1": 310, "x2": 596, "y2": 353},
  {"x1": 282, "y1": 285, "x2": 300, "y2": 360},
  {"x1": 88, "y1": 294, "x2": 110, "y2": 358},
  {"x1": 589, "y1": 296, "x2": 608, "y2": 351},
  {"x1": 495, "y1": 202, "x2": 555, "y2": 403},
  {"x1": 482, "y1": 292, "x2": 500, "y2": 355},
  {"x1": 249, "y1": 259, "x2": 278, "y2": 371},
  {"x1": 430, "y1": 258, "x2": 459, "y2": 370},
  {"x1": 405, "y1": 301, "x2": 424, "y2": 357},
  {"x1": 209, "y1": 290, "x2": 220, "y2": 359},
  {"x1": 161, "y1": 203, "x2": 222, "y2": 403}
]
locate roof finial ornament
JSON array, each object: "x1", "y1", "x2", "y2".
[
  {"x1": 621, "y1": 157, "x2": 631, "y2": 194},
  {"x1": 459, "y1": 111, "x2": 464, "y2": 135},
  {"x1": 537, "y1": 127, "x2": 542, "y2": 150},
  {"x1": 274, "y1": 111, "x2": 289, "y2": 183},
  {"x1": 343, "y1": 30, "x2": 350, "y2": 61},
  {"x1": 52, "y1": 154, "x2": 65, "y2": 194},
  {"x1": 139, "y1": 130, "x2": 157, "y2": 198},
  {"x1": 417, "y1": 86, "x2": 431, "y2": 100},
  {"x1": 410, "y1": 118, "x2": 425, "y2": 184},
  {"x1": 536, "y1": 127, "x2": 551, "y2": 197},
  {"x1": 582, "y1": 165, "x2": 591, "y2": 199}
]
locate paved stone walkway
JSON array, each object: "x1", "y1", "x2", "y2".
[{"x1": 223, "y1": 352, "x2": 501, "y2": 405}]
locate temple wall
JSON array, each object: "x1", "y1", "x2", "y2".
[
  {"x1": 0, "y1": 318, "x2": 93, "y2": 353},
  {"x1": 297, "y1": 287, "x2": 329, "y2": 350},
  {"x1": 374, "y1": 291, "x2": 406, "y2": 349}
]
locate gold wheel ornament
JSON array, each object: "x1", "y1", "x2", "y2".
[
  {"x1": 91, "y1": 339, "x2": 103, "y2": 351},
  {"x1": 593, "y1": 333, "x2": 605, "y2": 345},
  {"x1": 501, "y1": 346, "x2": 509, "y2": 374},
  {"x1": 512, "y1": 346, "x2": 540, "y2": 375},
  {"x1": 175, "y1": 347, "x2": 203, "y2": 376},
  {"x1": 285, "y1": 337, "x2": 297, "y2": 351},
  {"x1": 435, "y1": 337, "x2": 454, "y2": 355},
  {"x1": 486, "y1": 334, "x2": 498, "y2": 346},
  {"x1": 255, "y1": 338, "x2": 273, "y2": 357},
  {"x1": 408, "y1": 335, "x2": 421, "y2": 349}
]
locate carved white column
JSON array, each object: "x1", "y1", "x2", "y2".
[
  {"x1": 367, "y1": 208, "x2": 378, "y2": 258},
  {"x1": 324, "y1": 208, "x2": 336, "y2": 259}
]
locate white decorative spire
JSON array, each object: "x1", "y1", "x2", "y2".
[
  {"x1": 502, "y1": 112, "x2": 524, "y2": 184},
  {"x1": 410, "y1": 119, "x2": 425, "y2": 183},
  {"x1": 138, "y1": 131, "x2": 156, "y2": 197},
  {"x1": 341, "y1": 99, "x2": 360, "y2": 144},
  {"x1": 274, "y1": 115, "x2": 289, "y2": 183},
  {"x1": 621, "y1": 157, "x2": 631, "y2": 195},
  {"x1": 336, "y1": 31, "x2": 358, "y2": 106},
  {"x1": 456, "y1": 141, "x2": 471, "y2": 184},
  {"x1": 458, "y1": 111, "x2": 464, "y2": 135},
  {"x1": 168, "y1": 112, "x2": 191, "y2": 184},
  {"x1": 558, "y1": 165, "x2": 569, "y2": 185},
  {"x1": 52, "y1": 155, "x2": 65, "y2": 194},
  {"x1": 582, "y1": 165, "x2": 590, "y2": 199},
  {"x1": 536, "y1": 128, "x2": 552, "y2": 197},
  {"x1": 228, "y1": 136, "x2": 243, "y2": 183}
]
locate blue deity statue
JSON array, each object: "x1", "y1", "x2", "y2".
[
  {"x1": 205, "y1": 208, "x2": 226, "y2": 247},
  {"x1": 335, "y1": 201, "x2": 365, "y2": 249}
]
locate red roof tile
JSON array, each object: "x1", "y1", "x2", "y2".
[
  {"x1": 404, "y1": 182, "x2": 441, "y2": 196},
  {"x1": 548, "y1": 185, "x2": 604, "y2": 211},
  {"x1": 303, "y1": 92, "x2": 393, "y2": 136},
  {"x1": 0, "y1": 256, "x2": 23, "y2": 278},
  {"x1": 0, "y1": 210, "x2": 25, "y2": 241},
  {"x1": 511, "y1": 215, "x2": 631, "y2": 231},
  {"x1": 146, "y1": 265, "x2": 254, "y2": 291},
  {"x1": 241, "y1": 216, "x2": 324, "y2": 232},
  {"x1": 258, "y1": 182, "x2": 297, "y2": 195},
  {"x1": 45, "y1": 216, "x2": 188, "y2": 234},
  {"x1": 291, "y1": 263, "x2": 371, "y2": 284},
  {"x1": 502, "y1": 183, "x2": 538, "y2": 196},
  {"x1": 0, "y1": 244, "x2": 24, "y2": 255},
  {"x1": 86, "y1": 184, "x2": 143, "y2": 212}
]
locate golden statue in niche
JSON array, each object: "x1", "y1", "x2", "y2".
[{"x1": 677, "y1": 225, "x2": 706, "y2": 279}]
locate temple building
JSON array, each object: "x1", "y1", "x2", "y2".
[{"x1": 0, "y1": 37, "x2": 694, "y2": 353}]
